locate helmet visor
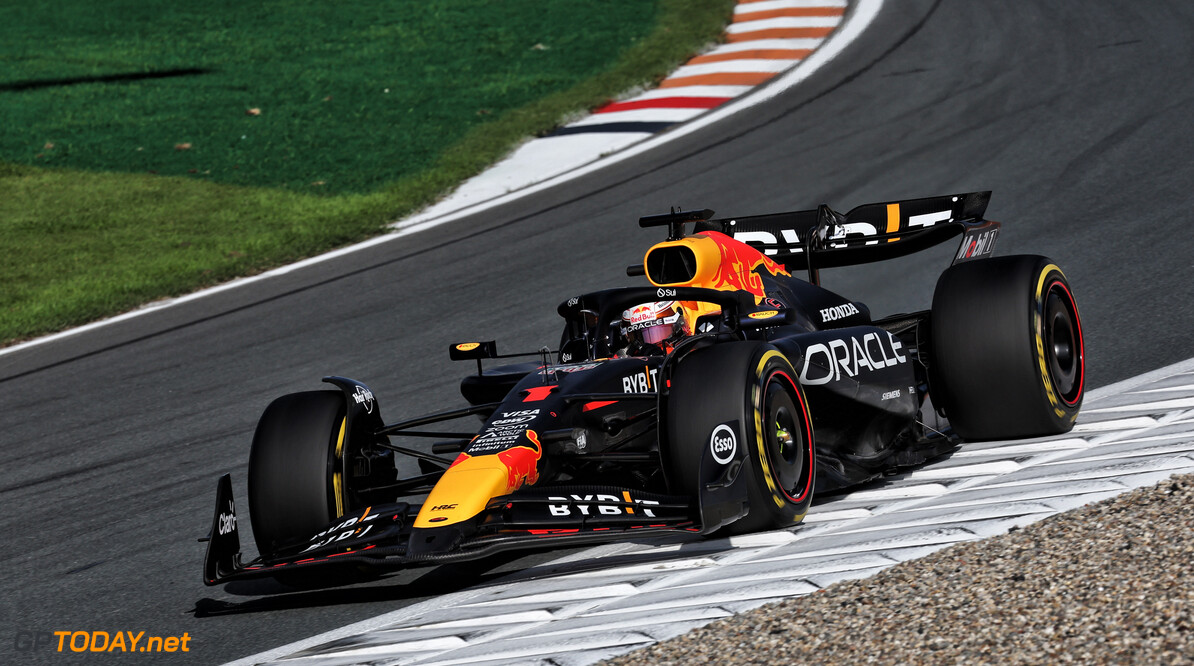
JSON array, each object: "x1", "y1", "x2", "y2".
[{"x1": 639, "y1": 322, "x2": 675, "y2": 345}]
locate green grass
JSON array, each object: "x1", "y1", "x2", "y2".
[
  {"x1": 2, "y1": 0, "x2": 662, "y2": 194},
  {"x1": 0, "y1": 0, "x2": 736, "y2": 345}
]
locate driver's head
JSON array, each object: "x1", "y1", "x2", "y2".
[{"x1": 622, "y1": 301, "x2": 685, "y2": 351}]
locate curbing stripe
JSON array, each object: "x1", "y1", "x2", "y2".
[
  {"x1": 727, "y1": 16, "x2": 844, "y2": 30},
  {"x1": 669, "y1": 59, "x2": 795, "y2": 76},
  {"x1": 700, "y1": 36, "x2": 827, "y2": 51},
  {"x1": 594, "y1": 96, "x2": 730, "y2": 113},
  {"x1": 737, "y1": 0, "x2": 847, "y2": 7},
  {"x1": 688, "y1": 48, "x2": 813, "y2": 64},
  {"x1": 726, "y1": 26, "x2": 836, "y2": 41},
  {"x1": 633, "y1": 84, "x2": 756, "y2": 99},
  {"x1": 658, "y1": 71, "x2": 777, "y2": 88},
  {"x1": 734, "y1": 7, "x2": 846, "y2": 21},
  {"x1": 568, "y1": 110, "x2": 707, "y2": 127},
  {"x1": 548, "y1": 1, "x2": 843, "y2": 136}
]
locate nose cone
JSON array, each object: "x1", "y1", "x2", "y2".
[
  {"x1": 412, "y1": 459, "x2": 508, "y2": 529},
  {"x1": 411, "y1": 430, "x2": 543, "y2": 532}
]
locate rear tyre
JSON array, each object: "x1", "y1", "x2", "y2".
[
  {"x1": 666, "y1": 342, "x2": 815, "y2": 533},
  {"x1": 930, "y1": 255, "x2": 1084, "y2": 440},
  {"x1": 248, "y1": 391, "x2": 347, "y2": 557}
]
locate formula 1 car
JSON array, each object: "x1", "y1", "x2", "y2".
[{"x1": 202, "y1": 191, "x2": 1084, "y2": 586}]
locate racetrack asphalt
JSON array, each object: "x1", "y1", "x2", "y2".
[{"x1": 2, "y1": 0, "x2": 1193, "y2": 663}]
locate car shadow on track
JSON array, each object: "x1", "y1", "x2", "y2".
[{"x1": 190, "y1": 553, "x2": 528, "y2": 617}]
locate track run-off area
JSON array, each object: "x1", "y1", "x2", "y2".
[{"x1": 2, "y1": 0, "x2": 1193, "y2": 664}]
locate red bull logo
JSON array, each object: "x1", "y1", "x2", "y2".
[
  {"x1": 496, "y1": 430, "x2": 542, "y2": 491},
  {"x1": 701, "y1": 231, "x2": 788, "y2": 301},
  {"x1": 625, "y1": 304, "x2": 656, "y2": 326},
  {"x1": 644, "y1": 231, "x2": 789, "y2": 306}
]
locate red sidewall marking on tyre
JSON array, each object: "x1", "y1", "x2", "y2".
[
  {"x1": 769, "y1": 368, "x2": 814, "y2": 504},
  {"x1": 1050, "y1": 279, "x2": 1085, "y2": 406}
]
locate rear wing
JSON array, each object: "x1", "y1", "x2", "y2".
[{"x1": 692, "y1": 191, "x2": 999, "y2": 282}]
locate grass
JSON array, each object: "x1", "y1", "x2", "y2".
[
  {"x1": 2, "y1": 0, "x2": 663, "y2": 194},
  {"x1": 0, "y1": 0, "x2": 736, "y2": 345}
]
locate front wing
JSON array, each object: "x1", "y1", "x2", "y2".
[{"x1": 201, "y1": 475, "x2": 702, "y2": 585}]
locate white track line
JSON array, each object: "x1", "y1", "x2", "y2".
[
  {"x1": 727, "y1": 17, "x2": 843, "y2": 32},
  {"x1": 669, "y1": 60, "x2": 797, "y2": 77}
]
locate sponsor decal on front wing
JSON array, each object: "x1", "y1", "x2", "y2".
[
  {"x1": 300, "y1": 507, "x2": 380, "y2": 553},
  {"x1": 352, "y1": 385, "x2": 375, "y2": 413},
  {"x1": 547, "y1": 493, "x2": 661, "y2": 517},
  {"x1": 217, "y1": 499, "x2": 236, "y2": 536}
]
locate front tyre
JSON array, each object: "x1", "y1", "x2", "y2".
[
  {"x1": 666, "y1": 343, "x2": 815, "y2": 533},
  {"x1": 248, "y1": 391, "x2": 347, "y2": 557},
  {"x1": 736, "y1": 349, "x2": 816, "y2": 533},
  {"x1": 930, "y1": 255, "x2": 1084, "y2": 440}
]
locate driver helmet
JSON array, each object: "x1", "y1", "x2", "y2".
[{"x1": 622, "y1": 301, "x2": 686, "y2": 350}]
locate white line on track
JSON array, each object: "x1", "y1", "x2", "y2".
[{"x1": 727, "y1": 17, "x2": 844, "y2": 32}]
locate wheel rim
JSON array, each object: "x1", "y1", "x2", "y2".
[
  {"x1": 1044, "y1": 281, "x2": 1083, "y2": 405},
  {"x1": 763, "y1": 373, "x2": 812, "y2": 503}
]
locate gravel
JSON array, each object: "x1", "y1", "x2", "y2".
[{"x1": 604, "y1": 473, "x2": 1194, "y2": 665}]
